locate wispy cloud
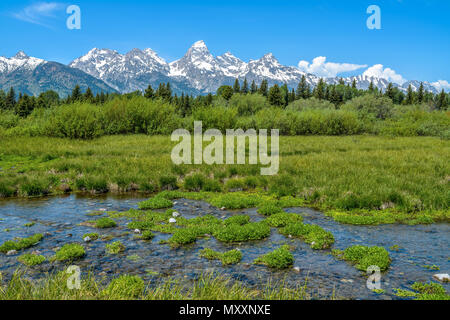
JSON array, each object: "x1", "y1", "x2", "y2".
[
  {"x1": 298, "y1": 57, "x2": 367, "y2": 78},
  {"x1": 12, "y1": 2, "x2": 65, "y2": 27}
]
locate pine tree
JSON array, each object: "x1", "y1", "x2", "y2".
[
  {"x1": 368, "y1": 81, "x2": 374, "y2": 93},
  {"x1": 314, "y1": 79, "x2": 326, "y2": 100},
  {"x1": 417, "y1": 82, "x2": 424, "y2": 103},
  {"x1": 0, "y1": 89, "x2": 6, "y2": 110},
  {"x1": 352, "y1": 79, "x2": 357, "y2": 89},
  {"x1": 233, "y1": 78, "x2": 241, "y2": 93},
  {"x1": 436, "y1": 90, "x2": 447, "y2": 110},
  {"x1": 268, "y1": 84, "x2": 284, "y2": 107},
  {"x1": 289, "y1": 89, "x2": 296, "y2": 103},
  {"x1": 406, "y1": 84, "x2": 415, "y2": 105},
  {"x1": 5, "y1": 87, "x2": 16, "y2": 110},
  {"x1": 84, "y1": 87, "x2": 94, "y2": 102},
  {"x1": 206, "y1": 93, "x2": 213, "y2": 105},
  {"x1": 296, "y1": 75, "x2": 308, "y2": 100},
  {"x1": 71, "y1": 85, "x2": 82, "y2": 102},
  {"x1": 144, "y1": 85, "x2": 154, "y2": 99},
  {"x1": 259, "y1": 80, "x2": 268, "y2": 97},
  {"x1": 385, "y1": 83, "x2": 395, "y2": 101},
  {"x1": 15, "y1": 94, "x2": 35, "y2": 117},
  {"x1": 250, "y1": 80, "x2": 257, "y2": 94},
  {"x1": 281, "y1": 83, "x2": 289, "y2": 106},
  {"x1": 241, "y1": 78, "x2": 249, "y2": 94}
]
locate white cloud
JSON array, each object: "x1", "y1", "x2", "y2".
[
  {"x1": 431, "y1": 80, "x2": 450, "y2": 92},
  {"x1": 12, "y1": 2, "x2": 65, "y2": 27},
  {"x1": 297, "y1": 56, "x2": 367, "y2": 78},
  {"x1": 363, "y1": 64, "x2": 406, "y2": 85}
]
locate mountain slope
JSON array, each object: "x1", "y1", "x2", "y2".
[{"x1": 0, "y1": 52, "x2": 117, "y2": 97}]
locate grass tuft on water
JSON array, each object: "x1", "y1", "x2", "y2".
[
  {"x1": 199, "y1": 248, "x2": 243, "y2": 266},
  {"x1": 332, "y1": 245, "x2": 391, "y2": 272},
  {"x1": 254, "y1": 245, "x2": 294, "y2": 269}
]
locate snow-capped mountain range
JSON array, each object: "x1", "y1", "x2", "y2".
[
  {"x1": 0, "y1": 41, "x2": 446, "y2": 97},
  {"x1": 0, "y1": 51, "x2": 116, "y2": 97},
  {"x1": 69, "y1": 40, "x2": 443, "y2": 95}
]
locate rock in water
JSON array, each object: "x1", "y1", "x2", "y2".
[
  {"x1": 83, "y1": 236, "x2": 92, "y2": 243},
  {"x1": 6, "y1": 250, "x2": 18, "y2": 256},
  {"x1": 169, "y1": 218, "x2": 177, "y2": 224},
  {"x1": 173, "y1": 212, "x2": 181, "y2": 218},
  {"x1": 433, "y1": 274, "x2": 450, "y2": 283}
]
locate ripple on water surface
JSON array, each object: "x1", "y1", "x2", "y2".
[{"x1": 0, "y1": 195, "x2": 448, "y2": 300}]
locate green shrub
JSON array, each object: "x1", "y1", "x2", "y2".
[
  {"x1": 254, "y1": 245, "x2": 294, "y2": 269},
  {"x1": 94, "y1": 217, "x2": 117, "y2": 229},
  {"x1": 268, "y1": 174, "x2": 297, "y2": 197},
  {"x1": 103, "y1": 275, "x2": 145, "y2": 299},
  {"x1": 159, "y1": 175, "x2": 178, "y2": 190},
  {"x1": 18, "y1": 254, "x2": 46, "y2": 266},
  {"x1": 106, "y1": 241, "x2": 125, "y2": 254},
  {"x1": 55, "y1": 243, "x2": 86, "y2": 261},
  {"x1": 0, "y1": 234, "x2": 44, "y2": 253}
]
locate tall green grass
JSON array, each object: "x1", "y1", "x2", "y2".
[{"x1": 0, "y1": 135, "x2": 448, "y2": 219}]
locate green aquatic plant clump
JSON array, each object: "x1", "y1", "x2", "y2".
[
  {"x1": 94, "y1": 217, "x2": 117, "y2": 229},
  {"x1": 279, "y1": 223, "x2": 334, "y2": 250},
  {"x1": 138, "y1": 196, "x2": 173, "y2": 210},
  {"x1": 0, "y1": 234, "x2": 44, "y2": 254},
  {"x1": 265, "y1": 212, "x2": 303, "y2": 228},
  {"x1": 18, "y1": 254, "x2": 46, "y2": 266},
  {"x1": 55, "y1": 243, "x2": 86, "y2": 261},
  {"x1": 333, "y1": 245, "x2": 391, "y2": 271},
  {"x1": 102, "y1": 275, "x2": 145, "y2": 300},
  {"x1": 106, "y1": 241, "x2": 125, "y2": 254},
  {"x1": 254, "y1": 245, "x2": 294, "y2": 269},
  {"x1": 394, "y1": 282, "x2": 449, "y2": 300},
  {"x1": 82, "y1": 233, "x2": 99, "y2": 241},
  {"x1": 199, "y1": 248, "x2": 243, "y2": 266},
  {"x1": 213, "y1": 222, "x2": 271, "y2": 243},
  {"x1": 139, "y1": 231, "x2": 155, "y2": 240},
  {"x1": 224, "y1": 215, "x2": 250, "y2": 226},
  {"x1": 258, "y1": 203, "x2": 285, "y2": 216}
]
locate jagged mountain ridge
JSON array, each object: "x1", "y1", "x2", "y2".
[
  {"x1": 0, "y1": 51, "x2": 117, "y2": 97},
  {"x1": 71, "y1": 40, "x2": 441, "y2": 95}
]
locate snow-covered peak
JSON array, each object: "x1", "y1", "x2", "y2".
[
  {"x1": 0, "y1": 51, "x2": 45, "y2": 73},
  {"x1": 216, "y1": 52, "x2": 247, "y2": 78},
  {"x1": 14, "y1": 51, "x2": 29, "y2": 59},
  {"x1": 192, "y1": 40, "x2": 207, "y2": 49}
]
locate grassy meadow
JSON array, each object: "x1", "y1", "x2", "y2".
[{"x1": 0, "y1": 135, "x2": 448, "y2": 223}]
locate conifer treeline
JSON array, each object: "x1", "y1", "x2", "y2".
[{"x1": 0, "y1": 76, "x2": 448, "y2": 118}]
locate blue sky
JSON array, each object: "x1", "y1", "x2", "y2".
[{"x1": 1, "y1": 0, "x2": 449, "y2": 87}]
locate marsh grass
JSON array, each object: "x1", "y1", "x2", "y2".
[
  {"x1": 0, "y1": 270, "x2": 312, "y2": 300},
  {"x1": 199, "y1": 248, "x2": 243, "y2": 265},
  {"x1": 254, "y1": 245, "x2": 294, "y2": 269},
  {"x1": 0, "y1": 135, "x2": 448, "y2": 224}
]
